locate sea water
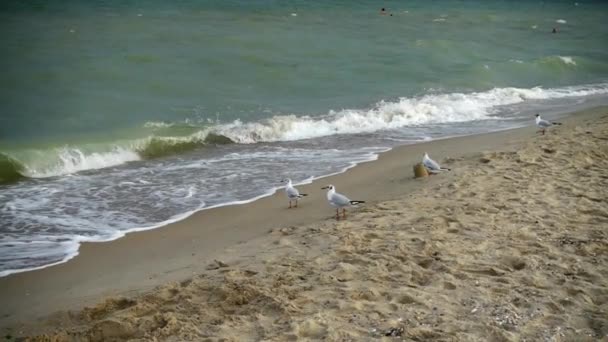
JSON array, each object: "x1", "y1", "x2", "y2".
[{"x1": 1, "y1": 0, "x2": 608, "y2": 276}]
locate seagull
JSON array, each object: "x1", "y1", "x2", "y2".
[
  {"x1": 281, "y1": 178, "x2": 307, "y2": 208},
  {"x1": 422, "y1": 153, "x2": 451, "y2": 173},
  {"x1": 535, "y1": 113, "x2": 562, "y2": 135},
  {"x1": 321, "y1": 184, "x2": 365, "y2": 220}
]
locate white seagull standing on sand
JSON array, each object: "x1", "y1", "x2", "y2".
[
  {"x1": 281, "y1": 178, "x2": 307, "y2": 208},
  {"x1": 422, "y1": 152, "x2": 451, "y2": 173},
  {"x1": 321, "y1": 184, "x2": 365, "y2": 220},
  {"x1": 535, "y1": 113, "x2": 562, "y2": 135}
]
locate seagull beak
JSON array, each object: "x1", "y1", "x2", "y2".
[{"x1": 321, "y1": 186, "x2": 329, "y2": 189}]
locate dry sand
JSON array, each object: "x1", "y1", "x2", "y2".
[{"x1": 3, "y1": 108, "x2": 608, "y2": 341}]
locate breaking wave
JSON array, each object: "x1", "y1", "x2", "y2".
[
  {"x1": 0, "y1": 133, "x2": 236, "y2": 183},
  {"x1": 213, "y1": 83, "x2": 608, "y2": 143},
  {"x1": 4, "y1": 148, "x2": 141, "y2": 180},
  {"x1": 2, "y1": 83, "x2": 607, "y2": 183},
  {"x1": 539, "y1": 55, "x2": 577, "y2": 67}
]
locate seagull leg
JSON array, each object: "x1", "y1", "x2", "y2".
[
  {"x1": 342, "y1": 208, "x2": 347, "y2": 219},
  {"x1": 336, "y1": 208, "x2": 340, "y2": 220},
  {"x1": 288, "y1": 200, "x2": 292, "y2": 209},
  {"x1": 295, "y1": 199, "x2": 298, "y2": 208},
  {"x1": 542, "y1": 128, "x2": 546, "y2": 135}
]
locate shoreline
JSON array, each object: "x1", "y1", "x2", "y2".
[
  {"x1": 0, "y1": 99, "x2": 603, "y2": 278},
  {"x1": 0, "y1": 125, "x2": 512, "y2": 279},
  {"x1": 0, "y1": 145, "x2": 388, "y2": 278},
  {"x1": 1, "y1": 106, "x2": 606, "y2": 335}
]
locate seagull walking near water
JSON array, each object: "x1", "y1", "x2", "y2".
[
  {"x1": 281, "y1": 178, "x2": 307, "y2": 208},
  {"x1": 422, "y1": 153, "x2": 451, "y2": 173},
  {"x1": 321, "y1": 184, "x2": 365, "y2": 220},
  {"x1": 535, "y1": 113, "x2": 562, "y2": 135}
]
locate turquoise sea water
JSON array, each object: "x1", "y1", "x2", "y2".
[{"x1": 1, "y1": 0, "x2": 608, "y2": 275}]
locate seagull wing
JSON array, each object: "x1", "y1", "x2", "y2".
[
  {"x1": 330, "y1": 192, "x2": 351, "y2": 208},
  {"x1": 286, "y1": 186, "x2": 300, "y2": 199},
  {"x1": 423, "y1": 157, "x2": 441, "y2": 170}
]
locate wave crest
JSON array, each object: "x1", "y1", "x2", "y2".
[
  {"x1": 20, "y1": 147, "x2": 141, "y2": 179},
  {"x1": 136, "y1": 133, "x2": 233, "y2": 159},
  {"x1": 0, "y1": 133, "x2": 236, "y2": 183},
  {"x1": 539, "y1": 55, "x2": 577, "y2": 67},
  {"x1": 137, "y1": 137, "x2": 206, "y2": 159}
]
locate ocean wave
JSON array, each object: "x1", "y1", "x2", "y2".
[
  {"x1": 143, "y1": 119, "x2": 207, "y2": 129},
  {"x1": 1, "y1": 148, "x2": 142, "y2": 184},
  {"x1": 557, "y1": 56, "x2": 576, "y2": 65},
  {"x1": 0, "y1": 132, "x2": 239, "y2": 184},
  {"x1": 539, "y1": 55, "x2": 577, "y2": 67},
  {"x1": 214, "y1": 83, "x2": 608, "y2": 143},
  {"x1": 0, "y1": 147, "x2": 127, "y2": 184},
  {"x1": 0, "y1": 135, "x2": 233, "y2": 184},
  {"x1": 2, "y1": 83, "x2": 607, "y2": 182},
  {"x1": 506, "y1": 56, "x2": 580, "y2": 70},
  {"x1": 143, "y1": 121, "x2": 175, "y2": 129},
  {"x1": 136, "y1": 133, "x2": 233, "y2": 159},
  {"x1": 499, "y1": 56, "x2": 603, "y2": 78},
  {"x1": 137, "y1": 136, "x2": 206, "y2": 159},
  {"x1": 30, "y1": 147, "x2": 141, "y2": 178}
]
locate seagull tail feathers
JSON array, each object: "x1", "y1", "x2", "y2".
[
  {"x1": 299, "y1": 193, "x2": 308, "y2": 197},
  {"x1": 552, "y1": 122, "x2": 562, "y2": 125},
  {"x1": 349, "y1": 200, "x2": 365, "y2": 205}
]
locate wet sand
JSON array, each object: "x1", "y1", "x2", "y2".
[{"x1": 2, "y1": 107, "x2": 607, "y2": 340}]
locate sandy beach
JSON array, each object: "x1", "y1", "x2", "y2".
[{"x1": 2, "y1": 107, "x2": 607, "y2": 341}]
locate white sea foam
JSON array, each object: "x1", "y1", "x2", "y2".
[
  {"x1": 143, "y1": 119, "x2": 198, "y2": 128},
  {"x1": 0, "y1": 207, "x2": 202, "y2": 277},
  {"x1": 213, "y1": 83, "x2": 608, "y2": 143},
  {"x1": 143, "y1": 121, "x2": 173, "y2": 128},
  {"x1": 557, "y1": 56, "x2": 576, "y2": 65},
  {"x1": 556, "y1": 19, "x2": 567, "y2": 24},
  {"x1": 0, "y1": 240, "x2": 81, "y2": 278}
]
